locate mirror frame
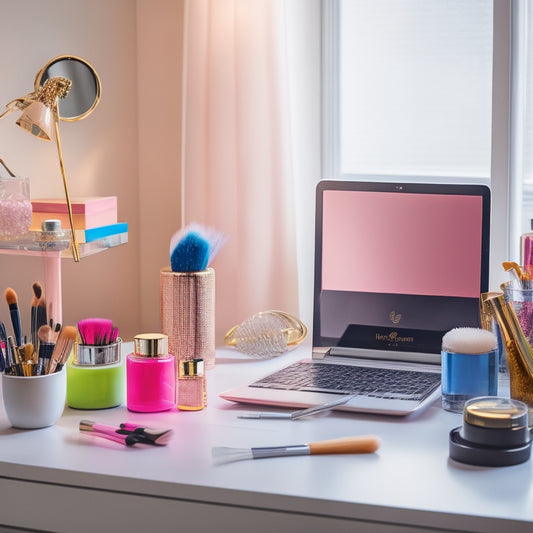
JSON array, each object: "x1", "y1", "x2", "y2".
[{"x1": 34, "y1": 55, "x2": 101, "y2": 122}]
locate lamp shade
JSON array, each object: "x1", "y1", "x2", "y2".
[{"x1": 16, "y1": 101, "x2": 53, "y2": 140}]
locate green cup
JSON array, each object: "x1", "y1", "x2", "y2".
[{"x1": 66, "y1": 341, "x2": 125, "y2": 409}]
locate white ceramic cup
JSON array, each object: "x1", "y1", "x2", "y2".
[{"x1": 2, "y1": 370, "x2": 66, "y2": 429}]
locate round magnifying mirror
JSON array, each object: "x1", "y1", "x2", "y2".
[{"x1": 34, "y1": 55, "x2": 101, "y2": 122}]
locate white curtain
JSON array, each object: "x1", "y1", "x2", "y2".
[{"x1": 181, "y1": 0, "x2": 302, "y2": 341}]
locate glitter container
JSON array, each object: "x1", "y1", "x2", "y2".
[
  {"x1": 0, "y1": 171, "x2": 32, "y2": 240},
  {"x1": 160, "y1": 267, "x2": 215, "y2": 371},
  {"x1": 177, "y1": 358, "x2": 207, "y2": 411}
]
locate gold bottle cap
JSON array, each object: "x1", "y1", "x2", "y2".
[
  {"x1": 179, "y1": 358, "x2": 204, "y2": 377},
  {"x1": 134, "y1": 333, "x2": 168, "y2": 358},
  {"x1": 463, "y1": 397, "x2": 529, "y2": 429}
]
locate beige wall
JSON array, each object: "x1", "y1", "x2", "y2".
[{"x1": 0, "y1": 0, "x2": 183, "y2": 341}]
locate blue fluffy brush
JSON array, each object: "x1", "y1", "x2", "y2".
[{"x1": 170, "y1": 223, "x2": 226, "y2": 272}]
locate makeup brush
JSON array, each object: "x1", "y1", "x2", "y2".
[
  {"x1": 32, "y1": 282, "x2": 47, "y2": 331},
  {"x1": 2, "y1": 328, "x2": 16, "y2": 374},
  {"x1": 212, "y1": 435, "x2": 380, "y2": 464},
  {"x1": 79, "y1": 420, "x2": 142, "y2": 447},
  {"x1": 37, "y1": 325, "x2": 55, "y2": 375},
  {"x1": 77, "y1": 318, "x2": 117, "y2": 346},
  {"x1": 169, "y1": 223, "x2": 226, "y2": 272},
  {"x1": 502, "y1": 261, "x2": 531, "y2": 288},
  {"x1": 30, "y1": 286, "x2": 39, "y2": 350},
  {"x1": 47, "y1": 325, "x2": 77, "y2": 374},
  {"x1": 0, "y1": 321, "x2": 7, "y2": 372},
  {"x1": 118, "y1": 423, "x2": 174, "y2": 445},
  {"x1": 38, "y1": 324, "x2": 55, "y2": 344},
  {"x1": 79, "y1": 420, "x2": 173, "y2": 447},
  {"x1": 5, "y1": 287, "x2": 22, "y2": 346},
  {"x1": 170, "y1": 230, "x2": 210, "y2": 272},
  {"x1": 7, "y1": 336, "x2": 21, "y2": 375}
]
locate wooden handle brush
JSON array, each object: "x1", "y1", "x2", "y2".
[
  {"x1": 47, "y1": 326, "x2": 77, "y2": 374},
  {"x1": 213, "y1": 435, "x2": 380, "y2": 464}
]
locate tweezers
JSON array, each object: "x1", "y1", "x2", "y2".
[{"x1": 238, "y1": 393, "x2": 357, "y2": 420}]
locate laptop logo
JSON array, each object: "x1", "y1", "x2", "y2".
[
  {"x1": 389, "y1": 311, "x2": 402, "y2": 324},
  {"x1": 375, "y1": 331, "x2": 415, "y2": 347}
]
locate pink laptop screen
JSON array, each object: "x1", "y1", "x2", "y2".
[{"x1": 322, "y1": 190, "x2": 483, "y2": 299}]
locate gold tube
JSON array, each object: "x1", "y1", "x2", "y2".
[{"x1": 482, "y1": 292, "x2": 533, "y2": 405}]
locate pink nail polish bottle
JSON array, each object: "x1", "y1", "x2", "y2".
[
  {"x1": 177, "y1": 358, "x2": 207, "y2": 411},
  {"x1": 127, "y1": 333, "x2": 175, "y2": 412}
]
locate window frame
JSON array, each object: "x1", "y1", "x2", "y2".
[{"x1": 321, "y1": 0, "x2": 513, "y2": 289}]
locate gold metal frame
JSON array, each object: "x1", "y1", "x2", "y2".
[
  {"x1": 1, "y1": 55, "x2": 102, "y2": 261},
  {"x1": 34, "y1": 55, "x2": 102, "y2": 122}
]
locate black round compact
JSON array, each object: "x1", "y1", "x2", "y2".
[{"x1": 449, "y1": 397, "x2": 532, "y2": 467}]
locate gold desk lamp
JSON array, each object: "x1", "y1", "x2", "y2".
[{"x1": 0, "y1": 55, "x2": 102, "y2": 261}]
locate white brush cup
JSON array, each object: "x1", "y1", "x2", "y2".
[{"x1": 2, "y1": 370, "x2": 66, "y2": 429}]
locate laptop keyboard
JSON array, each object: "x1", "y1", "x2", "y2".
[{"x1": 250, "y1": 361, "x2": 441, "y2": 401}]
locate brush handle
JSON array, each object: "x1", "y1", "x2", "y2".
[
  {"x1": 43, "y1": 254, "x2": 62, "y2": 325},
  {"x1": 9, "y1": 306, "x2": 22, "y2": 347},
  {"x1": 251, "y1": 445, "x2": 309, "y2": 459},
  {"x1": 308, "y1": 435, "x2": 380, "y2": 455},
  {"x1": 81, "y1": 427, "x2": 132, "y2": 447}
]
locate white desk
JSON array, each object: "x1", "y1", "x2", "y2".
[{"x1": 0, "y1": 343, "x2": 532, "y2": 533}]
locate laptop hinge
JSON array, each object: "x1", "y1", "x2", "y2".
[{"x1": 322, "y1": 346, "x2": 441, "y2": 365}]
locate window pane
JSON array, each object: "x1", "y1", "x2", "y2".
[
  {"x1": 518, "y1": 3, "x2": 533, "y2": 242},
  {"x1": 338, "y1": 0, "x2": 493, "y2": 178}
]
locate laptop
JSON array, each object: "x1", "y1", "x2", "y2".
[{"x1": 220, "y1": 180, "x2": 491, "y2": 415}]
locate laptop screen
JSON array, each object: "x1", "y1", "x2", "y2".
[{"x1": 313, "y1": 181, "x2": 490, "y2": 353}]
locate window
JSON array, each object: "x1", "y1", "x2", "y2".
[
  {"x1": 512, "y1": 1, "x2": 533, "y2": 257},
  {"x1": 322, "y1": 0, "x2": 523, "y2": 288}
]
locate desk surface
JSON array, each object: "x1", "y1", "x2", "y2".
[{"x1": 0, "y1": 343, "x2": 532, "y2": 533}]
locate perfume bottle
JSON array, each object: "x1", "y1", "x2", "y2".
[
  {"x1": 126, "y1": 333, "x2": 175, "y2": 412},
  {"x1": 177, "y1": 358, "x2": 207, "y2": 411}
]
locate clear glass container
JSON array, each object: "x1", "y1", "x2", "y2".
[{"x1": 0, "y1": 175, "x2": 32, "y2": 240}]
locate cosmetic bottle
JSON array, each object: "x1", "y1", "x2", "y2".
[
  {"x1": 520, "y1": 219, "x2": 533, "y2": 270},
  {"x1": 127, "y1": 333, "x2": 175, "y2": 412},
  {"x1": 177, "y1": 358, "x2": 207, "y2": 411},
  {"x1": 67, "y1": 340, "x2": 125, "y2": 410}
]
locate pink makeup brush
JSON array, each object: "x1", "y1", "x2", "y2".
[
  {"x1": 79, "y1": 420, "x2": 173, "y2": 447},
  {"x1": 77, "y1": 318, "x2": 118, "y2": 345}
]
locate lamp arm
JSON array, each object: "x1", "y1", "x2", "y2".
[
  {"x1": 0, "y1": 93, "x2": 38, "y2": 119},
  {"x1": 52, "y1": 106, "x2": 80, "y2": 262}
]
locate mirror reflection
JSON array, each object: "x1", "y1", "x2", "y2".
[{"x1": 35, "y1": 55, "x2": 101, "y2": 121}]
